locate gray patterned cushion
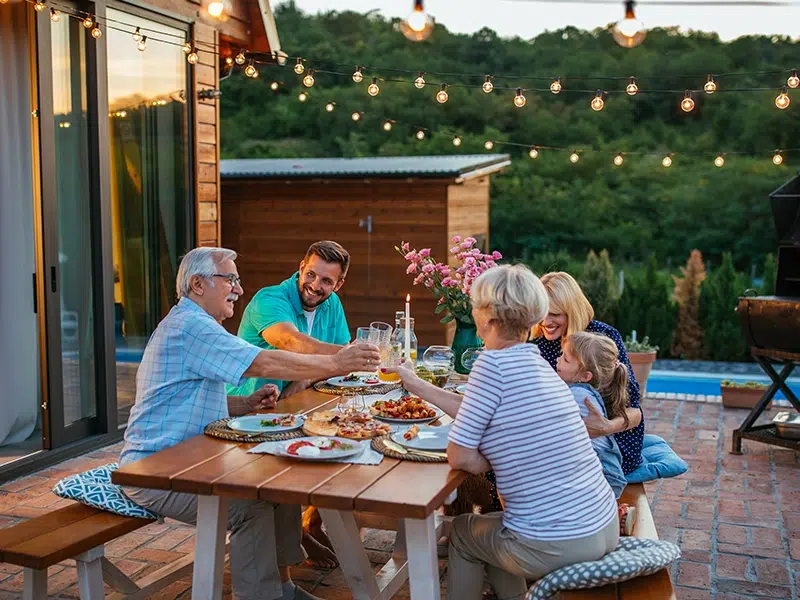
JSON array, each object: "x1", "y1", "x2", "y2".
[{"x1": 525, "y1": 537, "x2": 680, "y2": 600}]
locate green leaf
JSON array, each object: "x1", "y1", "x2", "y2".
[
  {"x1": 434, "y1": 303, "x2": 446, "y2": 314},
  {"x1": 440, "y1": 314, "x2": 455, "y2": 324}
]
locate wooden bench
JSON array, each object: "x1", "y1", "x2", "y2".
[
  {"x1": 560, "y1": 483, "x2": 676, "y2": 600},
  {"x1": 0, "y1": 501, "x2": 207, "y2": 600}
]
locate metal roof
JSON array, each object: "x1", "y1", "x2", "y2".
[{"x1": 220, "y1": 154, "x2": 511, "y2": 180}]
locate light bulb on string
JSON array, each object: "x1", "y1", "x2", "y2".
[
  {"x1": 270, "y1": 81, "x2": 279, "y2": 91},
  {"x1": 325, "y1": 102, "x2": 335, "y2": 112},
  {"x1": 302, "y1": 71, "x2": 315, "y2": 88},
  {"x1": 293, "y1": 58, "x2": 305, "y2": 75},
  {"x1": 352, "y1": 66, "x2": 363, "y2": 83},
  {"x1": 662, "y1": 154, "x2": 672, "y2": 168},
  {"x1": 298, "y1": 91, "x2": 308, "y2": 102},
  {"x1": 704, "y1": 75, "x2": 717, "y2": 94},
  {"x1": 137, "y1": 36, "x2": 147, "y2": 52},
  {"x1": 187, "y1": 50, "x2": 199, "y2": 64},
  {"x1": 484, "y1": 140, "x2": 494, "y2": 150},
  {"x1": 591, "y1": 90, "x2": 605, "y2": 111},
  {"x1": 207, "y1": 0, "x2": 224, "y2": 18},
  {"x1": 83, "y1": 17, "x2": 93, "y2": 29},
  {"x1": 788, "y1": 70, "x2": 799, "y2": 89},
  {"x1": 626, "y1": 78, "x2": 638, "y2": 96},
  {"x1": 513, "y1": 88, "x2": 526, "y2": 108},
  {"x1": 132, "y1": 27, "x2": 142, "y2": 42},
  {"x1": 681, "y1": 90, "x2": 695, "y2": 113},
  {"x1": 182, "y1": 43, "x2": 192, "y2": 54},
  {"x1": 91, "y1": 26, "x2": 102, "y2": 39},
  {"x1": 773, "y1": 151, "x2": 784, "y2": 165},
  {"x1": 612, "y1": 0, "x2": 647, "y2": 48},
  {"x1": 244, "y1": 62, "x2": 256, "y2": 78},
  {"x1": 400, "y1": 0, "x2": 434, "y2": 42},
  {"x1": 234, "y1": 50, "x2": 246, "y2": 65},
  {"x1": 714, "y1": 153, "x2": 725, "y2": 167},
  {"x1": 225, "y1": 57, "x2": 233, "y2": 66},
  {"x1": 569, "y1": 151, "x2": 580, "y2": 164},
  {"x1": 614, "y1": 153, "x2": 624, "y2": 166},
  {"x1": 415, "y1": 73, "x2": 426, "y2": 89},
  {"x1": 550, "y1": 78, "x2": 562, "y2": 94},
  {"x1": 776, "y1": 86, "x2": 791, "y2": 109},
  {"x1": 368, "y1": 78, "x2": 380, "y2": 97},
  {"x1": 436, "y1": 84, "x2": 449, "y2": 104},
  {"x1": 482, "y1": 76, "x2": 494, "y2": 94},
  {"x1": 383, "y1": 120, "x2": 393, "y2": 131},
  {"x1": 34, "y1": 1, "x2": 45, "y2": 12},
  {"x1": 416, "y1": 130, "x2": 426, "y2": 140},
  {"x1": 453, "y1": 135, "x2": 462, "y2": 147},
  {"x1": 351, "y1": 111, "x2": 361, "y2": 122},
  {"x1": 49, "y1": 9, "x2": 59, "y2": 22},
  {"x1": 529, "y1": 146, "x2": 539, "y2": 159}
]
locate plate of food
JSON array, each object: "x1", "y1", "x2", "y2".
[
  {"x1": 392, "y1": 422, "x2": 453, "y2": 451},
  {"x1": 369, "y1": 389, "x2": 443, "y2": 423},
  {"x1": 326, "y1": 373, "x2": 382, "y2": 388},
  {"x1": 275, "y1": 437, "x2": 365, "y2": 461},
  {"x1": 302, "y1": 410, "x2": 393, "y2": 439},
  {"x1": 228, "y1": 413, "x2": 305, "y2": 433}
]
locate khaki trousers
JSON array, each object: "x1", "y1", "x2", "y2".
[
  {"x1": 447, "y1": 512, "x2": 619, "y2": 600},
  {"x1": 124, "y1": 486, "x2": 305, "y2": 600}
]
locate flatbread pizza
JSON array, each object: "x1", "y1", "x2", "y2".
[{"x1": 303, "y1": 410, "x2": 391, "y2": 440}]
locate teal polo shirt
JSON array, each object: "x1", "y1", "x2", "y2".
[{"x1": 227, "y1": 272, "x2": 351, "y2": 396}]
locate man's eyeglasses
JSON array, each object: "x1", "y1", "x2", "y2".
[{"x1": 212, "y1": 273, "x2": 242, "y2": 288}]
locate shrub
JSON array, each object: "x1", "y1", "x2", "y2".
[
  {"x1": 580, "y1": 249, "x2": 619, "y2": 325},
  {"x1": 700, "y1": 253, "x2": 750, "y2": 362},
  {"x1": 671, "y1": 250, "x2": 706, "y2": 359}
]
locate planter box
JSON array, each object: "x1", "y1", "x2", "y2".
[
  {"x1": 628, "y1": 351, "x2": 657, "y2": 398},
  {"x1": 721, "y1": 386, "x2": 771, "y2": 409}
]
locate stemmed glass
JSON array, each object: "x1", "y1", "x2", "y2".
[
  {"x1": 422, "y1": 345, "x2": 455, "y2": 372},
  {"x1": 460, "y1": 347, "x2": 483, "y2": 373}
]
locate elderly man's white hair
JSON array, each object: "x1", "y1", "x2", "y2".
[{"x1": 176, "y1": 247, "x2": 238, "y2": 299}]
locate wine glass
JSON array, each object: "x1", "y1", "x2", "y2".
[
  {"x1": 460, "y1": 347, "x2": 483, "y2": 373},
  {"x1": 422, "y1": 345, "x2": 455, "y2": 372}
]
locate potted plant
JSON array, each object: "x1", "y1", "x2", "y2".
[
  {"x1": 720, "y1": 380, "x2": 770, "y2": 409},
  {"x1": 624, "y1": 331, "x2": 658, "y2": 398}
]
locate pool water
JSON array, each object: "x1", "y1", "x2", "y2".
[{"x1": 647, "y1": 370, "x2": 800, "y2": 400}]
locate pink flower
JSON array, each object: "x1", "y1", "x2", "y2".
[
  {"x1": 418, "y1": 248, "x2": 431, "y2": 258},
  {"x1": 464, "y1": 256, "x2": 476, "y2": 267},
  {"x1": 472, "y1": 248, "x2": 482, "y2": 256},
  {"x1": 406, "y1": 263, "x2": 417, "y2": 274},
  {"x1": 421, "y1": 264, "x2": 435, "y2": 274},
  {"x1": 460, "y1": 241, "x2": 473, "y2": 250},
  {"x1": 452, "y1": 235, "x2": 462, "y2": 244},
  {"x1": 465, "y1": 237, "x2": 477, "y2": 245},
  {"x1": 450, "y1": 246, "x2": 461, "y2": 255},
  {"x1": 492, "y1": 250, "x2": 502, "y2": 260},
  {"x1": 437, "y1": 297, "x2": 446, "y2": 305},
  {"x1": 424, "y1": 279, "x2": 434, "y2": 289},
  {"x1": 404, "y1": 251, "x2": 417, "y2": 261},
  {"x1": 402, "y1": 242, "x2": 410, "y2": 252},
  {"x1": 440, "y1": 266, "x2": 451, "y2": 277},
  {"x1": 413, "y1": 273, "x2": 426, "y2": 286}
]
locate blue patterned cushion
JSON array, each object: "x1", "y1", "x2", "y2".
[
  {"x1": 626, "y1": 434, "x2": 689, "y2": 484},
  {"x1": 52, "y1": 463, "x2": 157, "y2": 520},
  {"x1": 525, "y1": 537, "x2": 681, "y2": 600}
]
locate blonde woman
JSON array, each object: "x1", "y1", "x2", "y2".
[
  {"x1": 532, "y1": 271, "x2": 644, "y2": 474},
  {"x1": 387, "y1": 265, "x2": 619, "y2": 600}
]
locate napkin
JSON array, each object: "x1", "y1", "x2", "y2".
[{"x1": 248, "y1": 439, "x2": 384, "y2": 465}]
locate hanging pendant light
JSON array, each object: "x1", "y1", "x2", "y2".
[
  {"x1": 400, "y1": 0, "x2": 434, "y2": 42},
  {"x1": 612, "y1": 0, "x2": 647, "y2": 49}
]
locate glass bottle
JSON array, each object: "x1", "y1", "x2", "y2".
[{"x1": 398, "y1": 317, "x2": 418, "y2": 365}]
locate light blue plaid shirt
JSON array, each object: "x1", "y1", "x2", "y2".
[{"x1": 120, "y1": 297, "x2": 261, "y2": 466}]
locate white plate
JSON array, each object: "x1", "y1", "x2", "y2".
[
  {"x1": 326, "y1": 375, "x2": 382, "y2": 388},
  {"x1": 392, "y1": 423, "x2": 452, "y2": 451},
  {"x1": 273, "y1": 437, "x2": 366, "y2": 461},
  {"x1": 228, "y1": 414, "x2": 305, "y2": 433},
  {"x1": 369, "y1": 389, "x2": 444, "y2": 423}
]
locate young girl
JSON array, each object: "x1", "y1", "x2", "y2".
[{"x1": 557, "y1": 331, "x2": 636, "y2": 535}]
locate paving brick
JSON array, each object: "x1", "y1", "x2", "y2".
[
  {"x1": 753, "y1": 558, "x2": 790, "y2": 584},
  {"x1": 751, "y1": 527, "x2": 783, "y2": 549},
  {"x1": 681, "y1": 530, "x2": 712, "y2": 551},
  {"x1": 146, "y1": 528, "x2": 194, "y2": 551},
  {"x1": 677, "y1": 561, "x2": 711, "y2": 588},
  {"x1": 715, "y1": 554, "x2": 750, "y2": 580},
  {"x1": 718, "y1": 524, "x2": 749, "y2": 545},
  {"x1": 675, "y1": 587, "x2": 711, "y2": 600},
  {"x1": 128, "y1": 548, "x2": 187, "y2": 564},
  {"x1": 716, "y1": 580, "x2": 793, "y2": 598}
]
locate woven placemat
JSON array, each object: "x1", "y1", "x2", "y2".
[
  {"x1": 204, "y1": 418, "x2": 305, "y2": 443},
  {"x1": 371, "y1": 436, "x2": 447, "y2": 463},
  {"x1": 313, "y1": 381, "x2": 401, "y2": 395}
]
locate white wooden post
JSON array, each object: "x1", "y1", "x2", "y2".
[
  {"x1": 404, "y1": 513, "x2": 441, "y2": 600},
  {"x1": 319, "y1": 508, "x2": 380, "y2": 600},
  {"x1": 22, "y1": 568, "x2": 47, "y2": 600},
  {"x1": 192, "y1": 495, "x2": 229, "y2": 600},
  {"x1": 75, "y1": 546, "x2": 106, "y2": 600}
]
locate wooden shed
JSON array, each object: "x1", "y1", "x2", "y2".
[{"x1": 220, "y1": 154, "x2": 511, "y2": 345}]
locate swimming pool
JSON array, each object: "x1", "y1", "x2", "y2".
[{"x1": 647, "y1": 370, "x2": 800, "y2": 400}]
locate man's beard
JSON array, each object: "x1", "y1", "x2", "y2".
[{"x1": 299, "y1": 283, "x2": 328, "y2": 310}]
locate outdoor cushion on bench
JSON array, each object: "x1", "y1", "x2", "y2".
[
  {"x1": 524, "y1": 537, "x2": 681, "y2": 600},
  {"x1": 52, "y1": 462, "x2": 157, "y2": 520},
  {"x1": 625, "y1": 434, "x2": 688, "y2": 484}
]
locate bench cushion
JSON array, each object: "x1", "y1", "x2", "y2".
[
  {"x1": 626, "y1": 435, "x2": 688, "y2": 484},
  {"x1": 52, "y1": 463, "x2": 157, "y2": 520},
  {"x1": 525, "y1": 537, "x2": 681, "y2": 600}
]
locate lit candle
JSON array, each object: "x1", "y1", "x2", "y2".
[{"x1": 405, "y1": 294, "x2": 411, "y2": 364}]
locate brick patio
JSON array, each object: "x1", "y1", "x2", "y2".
[{"x1": 1, "y1": 397, "x2": 798, "y2": 600}]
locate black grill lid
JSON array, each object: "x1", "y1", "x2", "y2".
[{"x1": 770, "y1": 171, "x2": 800, "y2": 245}]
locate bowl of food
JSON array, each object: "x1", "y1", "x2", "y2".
[{"x1": 415, "y1": 364, "x2": 451, "y2": 388}]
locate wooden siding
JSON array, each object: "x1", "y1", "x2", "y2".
[
  {"x1": 194, "y1": 23, "x2": 220, "y2": 246},
  {"x1": 145, "y1": 0, "x2": 252, "y2": 47},
  {"x1": 221, "y1": 178, "x2": 492, "y2": 346},
  {"x1": 447, "y1": 176, "x2": 490, "y2": 256}
]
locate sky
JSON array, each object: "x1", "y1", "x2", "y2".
[{"x1": 273, "y1": 0, "x2": 800, "y2": 42}]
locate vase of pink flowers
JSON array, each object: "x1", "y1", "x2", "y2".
[{"x1": 396, "y1": 236, "x2": 502, "y2": 373}]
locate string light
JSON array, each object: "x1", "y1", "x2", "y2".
[
  {"x1": 82, "y1": 17, "x2": 93, "y2": 28},
  {"x1": 298, "y1": 91, "x2": 308, "y2": 102},
  {"x1": 662, "y1": 154, "x2": 672, "y2": 168},
  {"x1": 207, "y1": 0, "x2": 224, "y2": 18},
  {"x1": 453, "y1": 135, "x2": 462, "y2": 146},
  {"x1": 325, "y1": 102, "x2": 335, "y2": 112},
  {"x1": 788, "y1": 70, "x2": 799, "y2": 89},
  {"x1": 303, "y1": 71, "x2": 315, "y2": 88},
  {"x1": 187, "y1": 49, "x2": 199, "y2": 64},
  {"x1": 400, "y1": 0, "x2": 434, "y2": 42},
  {"x1": 368, "y1": 77, "x2": 381, "y2": 97},
  {"x1": 529, "y1": 146, "x2": 539, "y2": 159},
  {"x1": 626, "y1": 78, "x2": 638, "y2": 96},
  {"x1": 132, "y1": 27, "x2": 141, "y2": 42},
  {"x1": 293, "y1": 58, "x2": 305, "y2": 75},
  {"x1": 569, "y1": 151, "x2": 580, "y2": 164},
  {"x1": 704, "y1": 75, "x2": 717, "y2": 94},
  {"x1": 244, "y1": 61, "x2": 257, "y2": 78},
  {"x1": 234, "y1": 50, "x2": 246, "y2": 65},
  {"x1": 591, "y1": 90, "x2": 605, "y2": 111},
  {"x1": 34, "y1": 1, "x2": 45, "y2": 12},
  {"x1": 225, "y1": 57, "x2": 233, "y2": 66},
  {"x1": 415, "y1": 73, "x2": 426, "y2": 89},
  {"x1": 614, "y1": 153, "x2": 624, "y2": 166},
  {"x1": 270, "y1": 81, "x2": 280, "y2": 91},
  {"x1": 137, "y1": 36, "x2": 147, "y2": 52},
  {"x1": 49, "y1": 8, "x2": 60, "y2": 22},
  {"x1": 352, "y1": 66, "x2": 363, "y2": 83},
  {"x1": 482, "y1": 76, "x2": 494, "y2": 94},
  {"x1": 773, "y1": 151, "x2": 784, "y2": 165},
  {"x1": 383, "y1": 120, "x2": 393, "y2": 131},
  {"x1": 91, "y1": 26, "x2": 102, "y2": 39},
  {"x1": 182, "y1": 43, "x2": 192, "y2": 54},
  {"x1": 513, "y1": 88, "x2": 526, "y2": 108},
  {"x1": 436, "y1": 84, "x2": 449, "y2": 104},
  {"x1": 775, "y1": 86, "x2": 791, "y2": 109},
  {"x1": 416, "y1": 129, "x2": 426, "y2": 140},
  {"x1": 612, "y1": 0, "x2": 647, "y2": 48},
  {"x1": 351, "y1": 111, "x2": 361, "y2": 121},
  {"x1": 714, "y1": 153, "x2": 725, "y2": 167},
  {"x1": 550, "y1": 78, "x2": 562, "y2": 94},
  {"x1": 484, "y1": 140, "x2": 494, "y2": 150},
  {"x1": 681, "y1": 90, "x2": 695, "y2": 113}
]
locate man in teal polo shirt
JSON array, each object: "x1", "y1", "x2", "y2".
[{"x1": 229, "y1": 240, "x2": 352, "y2": 400}]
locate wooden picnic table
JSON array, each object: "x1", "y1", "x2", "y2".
[{"x1": 112, "y1": 389, "x2": 467, "y2": 600}]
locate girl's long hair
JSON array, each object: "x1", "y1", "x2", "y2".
[{"x1": 564, "y1": 331, "x2": 629, "y2": 427}]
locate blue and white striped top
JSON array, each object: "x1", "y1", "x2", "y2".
[{"x1": 448, "y1": 343, "x2": 617, "y2": 541}]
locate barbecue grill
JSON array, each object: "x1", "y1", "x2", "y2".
[{"x1": 732, "y1": 171, "x2": 800, "y2": 454}]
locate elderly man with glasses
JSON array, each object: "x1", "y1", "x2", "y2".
[{"x1": 120, "y1": 247, "x2": 379, "y2": 600}]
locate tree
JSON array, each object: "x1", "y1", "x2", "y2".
[
  {"x1": 580, "y1": 249, "x2": 619, "y2": 325},
  {"x1": 759, "y1": 253, "x2": 777, "y2": 296},
  {"x1": 700, "y1": 253, "x2": 749, "y2": 361},
  {"x1": 671, "y1": 250, "x2": 706, "y2": 359}
]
